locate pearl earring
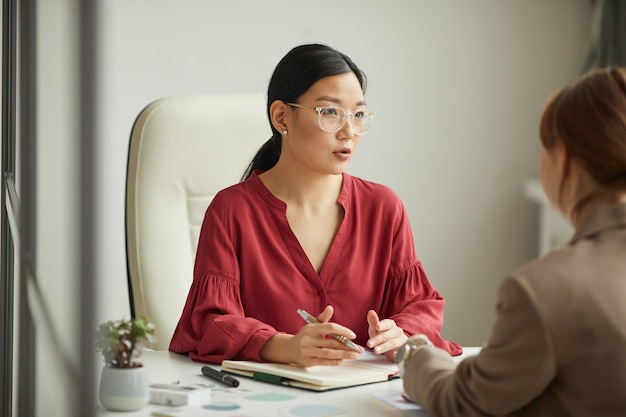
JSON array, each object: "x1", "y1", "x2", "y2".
[{"x1": 282, "y1": 129, "x2": 288, "y2": 135}]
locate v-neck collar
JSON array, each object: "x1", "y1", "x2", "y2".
[{"x1": 248, "y1": 171, "x2": 353, "y2": 286}]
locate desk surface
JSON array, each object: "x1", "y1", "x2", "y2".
[{"x1": 96, "y1": 347, "x2": 481, "y2": 416}]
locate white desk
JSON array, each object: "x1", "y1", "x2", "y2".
[{"x1": 96, "y1": 347, "x2": 481, "y2": 416}]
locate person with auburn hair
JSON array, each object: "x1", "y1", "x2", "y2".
[
  {"x1": 169, "y1": 44, "x2": 461, "y2": 367},
  {"x1": 397, "y1": 67, "x2": 626, "y2": 416}
]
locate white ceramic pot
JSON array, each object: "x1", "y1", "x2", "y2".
[{"x1": 99, "y1": 365, "x2": 149, "y2": 411}]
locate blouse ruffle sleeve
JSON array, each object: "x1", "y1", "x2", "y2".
[
  {"x1": 168, "y1": 271, "x2": 277, "y2": 363},
  {"x1": 376, "y1": 186, "x2": 462, "y2": 356},
  {"x1": 381, "y1": 260, "x2": 463, "y2": 356},
  {"x1": 169, "y1": 190, "x2": 278, "y2": 363}
]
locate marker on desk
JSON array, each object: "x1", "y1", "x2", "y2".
[
  {"x1": 297, "y1": 308, "x2": 361, "y2": 352},
  {"x1": 201, "y1": 366, "x2": 240, "y2": 387}
]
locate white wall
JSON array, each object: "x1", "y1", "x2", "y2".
[
  {"x1": 36, "y1": 0, "x2": 82, "y2": 415},
  {"x1": 96, "y1": 0, "x2": 591, "y2": 346}
]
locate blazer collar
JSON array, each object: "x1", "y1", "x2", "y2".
[{"x1": 572, "y1": 203, "x2": 626, "y2": 244}]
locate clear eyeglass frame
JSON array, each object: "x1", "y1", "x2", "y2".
[{"x1": 287, "y1": 103, "x2": 375, "y2": 135}]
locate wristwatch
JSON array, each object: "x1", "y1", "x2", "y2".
[{"x1": 395, "y1": 334, "x2": 433, "y2": 376}]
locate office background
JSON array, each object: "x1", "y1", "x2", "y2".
[
  {"x1": 1, "y1": 1, "x2": 596, "y2": 416},
  {"x1": 95, "y1": 0, "x2": 591, "y2": 346}
]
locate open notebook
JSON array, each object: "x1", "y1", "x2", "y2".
[{"x1": 220, "y1": 350, "x2": 399, "y2": 392}]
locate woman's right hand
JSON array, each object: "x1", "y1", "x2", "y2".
[{"x1": 260, "y1": 305, "x2": 362, "y2": 367}]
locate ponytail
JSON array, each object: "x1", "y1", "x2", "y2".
[{"x1": 241, "y1": 133, "x2": 282, "y2": 181}]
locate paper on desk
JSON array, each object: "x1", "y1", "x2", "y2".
[
  {"x1": 372, "y1": 392, "x2": 433, "y2": 416},
  {"x1": 347, "y1": 349, "x2": 399, "y2": 373}
]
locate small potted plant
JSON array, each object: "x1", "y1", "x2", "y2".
[{"x1": 95, "y1": 316, "x2": 155, "y2": 411}]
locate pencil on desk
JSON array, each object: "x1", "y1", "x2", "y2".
[{"x1": 296, "y1": 309, "x2": 361, "y2": 352}]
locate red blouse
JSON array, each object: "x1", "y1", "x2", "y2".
[{"x1": 169, "y1": 171, "x2": 462, "y2": 363}]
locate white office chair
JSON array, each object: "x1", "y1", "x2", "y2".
[{"x1": 125, "y1": 93, "x2": 270, "y2": 350}]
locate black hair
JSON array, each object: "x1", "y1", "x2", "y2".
[{"x1": 241, "y1": 44, "x2": 367, "y2": 180}]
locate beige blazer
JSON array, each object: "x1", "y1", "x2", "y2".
[{"x1": 403, "y1": 203, "x2": 626, "y2": 417}]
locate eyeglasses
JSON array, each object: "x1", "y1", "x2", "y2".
[{"x1": 288, "y1": 103, "x2": 375, "y2": 135}]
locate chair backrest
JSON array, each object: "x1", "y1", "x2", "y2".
[{"x1": 125, "y1": 93, "x2": 269, "y2": 350}]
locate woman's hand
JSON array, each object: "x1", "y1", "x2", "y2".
[
  {"x1": 366, "y1": 310, "x2": 408, "y2": 361},
  {"x1": 260, "y1": 305, "x2": 362, "y2": 367}
]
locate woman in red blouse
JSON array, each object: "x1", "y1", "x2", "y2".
[{"x1": 169, "y1": 43, "x2": 461, "y2": 366}]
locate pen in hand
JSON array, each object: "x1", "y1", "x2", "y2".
[
  {"x1": 297, "y1": 309, "x2": 361, "y2": 352},
  {"x1": 201, "y1": 366, "x2": 240, "y2": 387}
]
